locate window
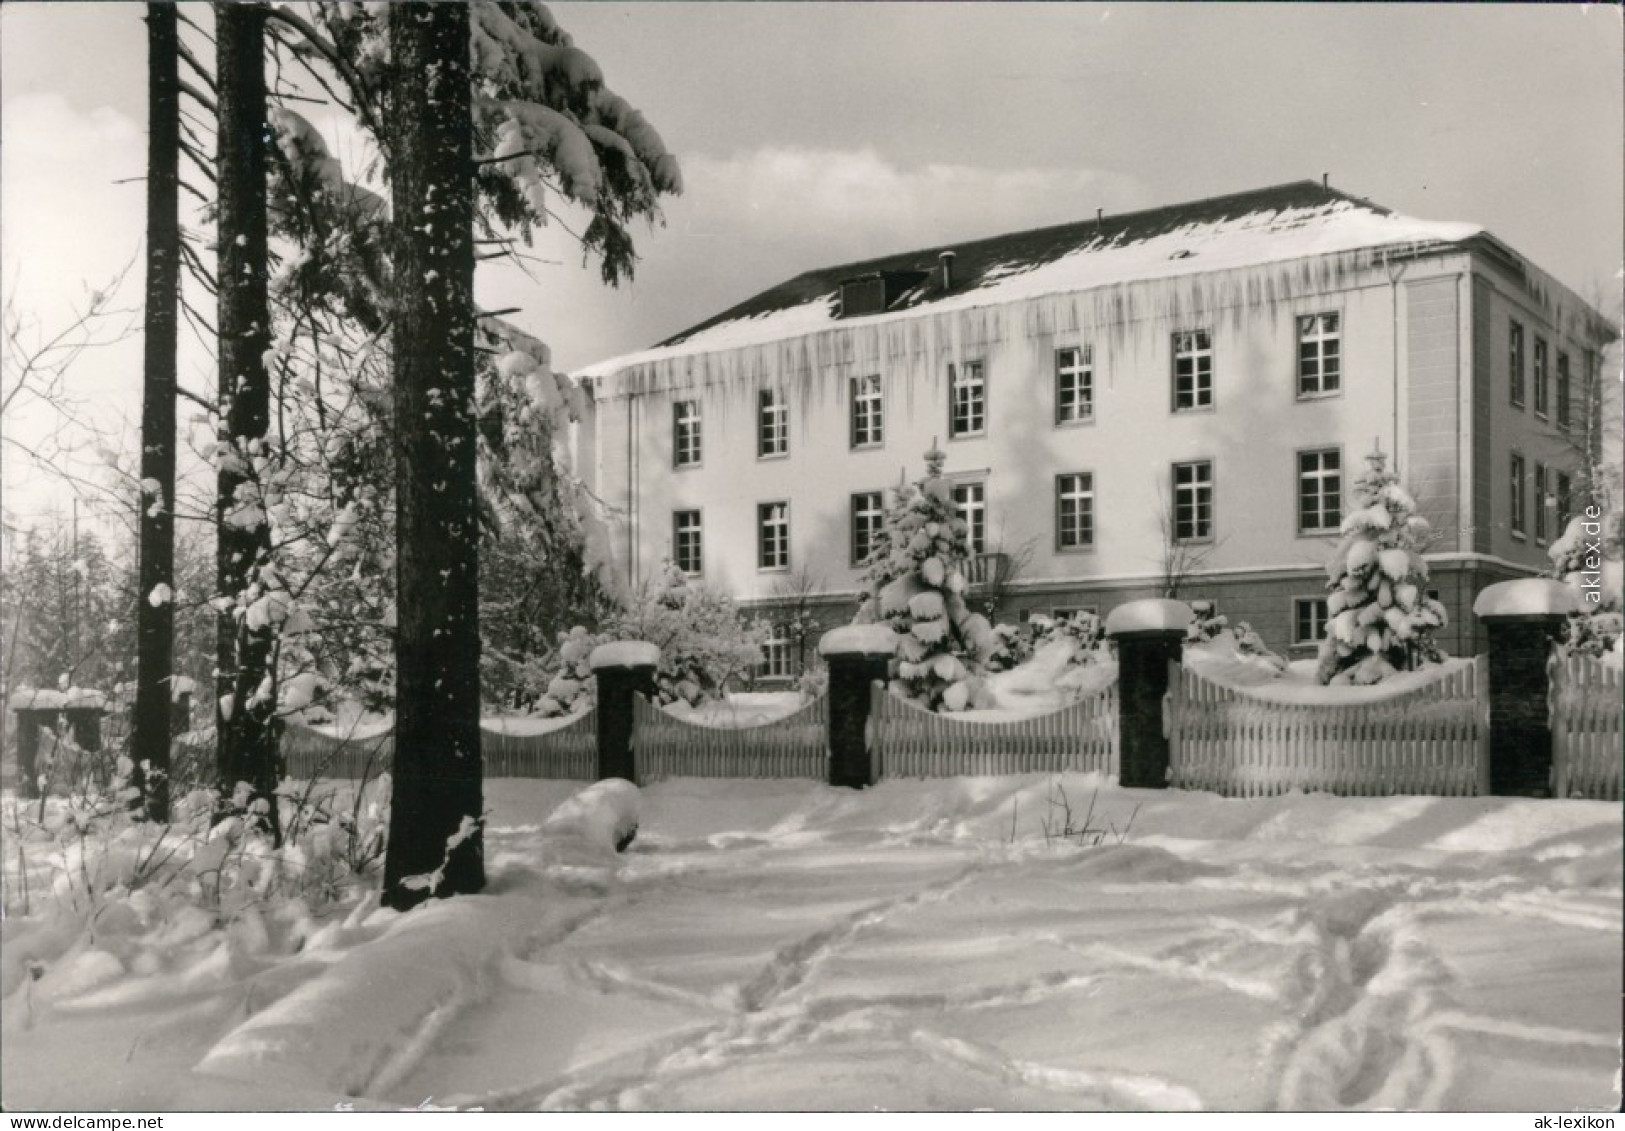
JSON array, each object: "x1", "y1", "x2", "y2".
[
  {"x1": 1297, "y1": 448, "x2": 1342, "y2": 534},
  {"x1": 1534, "y1": 463, "x2": 1549, "y2": 542},
  {"x1": 673, "y1": 400, "x2": 702, "y2": 467},
  {"x1": 1172, "y1": 460, "x2": 1214, "y2": 542},
  {"x1": 850, "y1": 491, "x2": 884, "y2": 566},
  {"x1": 1297, "y1": 313, "x2": 1341, "y2": 397},
  {"x1": 1509, "y1": 322, "x2": 1525, "y2": 408},
  {"x1": 757, "y1": 633, "x2": 793, "y2": 680},
  {"x1": 949, "y1": 360, "x2": 986, "y2": 438},
  {"x1": 1557, "y1": 471, "x2": 1573, "y2": 532},
  {"x1": 1172, "y1": 329, "x2": 1213, "y2": 411},
  {"x1": 1510, "y1": 453, "x2": 1526, "y2": 536},
  {"x1": 757, "y1": 389, "x2": 788, "y2": 458},
  {"x1": 850, "y1": 374, "x2": 883, "y2": 448},
  {"x1": 1293, "y1": 597, "x2": 1330, "y2": 646},
  {"x1": 1055, "y1": 472, "x2": 1095, "y2": 550},
  {"x1": 1533, "y1": 338, "x2": 1549, "y2": 418},
  {"x1": 758, "y1": 501, "x2": 790, "y2": 570},
  {"x1": 1557, "y1": 352, "x2": 1572, "y2": 429},
  {"x1": 952, "y1": 481, "x2": 986, "y2": 554},
  {"x1": 673, "y1": 510, "x2": 702, "y2": 575},
  {"x1": 1055, "y1": 346, "x2": 1095, "y2": 424}
]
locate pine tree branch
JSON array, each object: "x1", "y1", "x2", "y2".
[
  {"x1": 263, "y1": 6, "x2": 385, "y2": 142},
  {"x1": 176, "y1": 36, "x2": 218, "y2": 94},
  {"x1": 178, "y1": 78, "x2": 218, "y2": 116},
  {"x1": 178, "y1": 139, "x2": 218, "y2": 183}
]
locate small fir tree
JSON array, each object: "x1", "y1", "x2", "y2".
[
  {"x1": 855, "y1": 444, "x2": 1000, "y2": 710},
  {"x1": 1548, "y1": 505, "x2": 1624, "y2": 658},
  {"x1": 1317, "y1": 447, "x2": 1448, "y2": 684}
]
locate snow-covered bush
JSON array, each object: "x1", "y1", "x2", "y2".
[
  {"x1": 542, "y1": 779, "x2": 639, "y2": 855},
  {"x1": 1549, "y1": 507, "x2": 1625, "y2": 659},
  {"x1": 1184, "y1": 599, "x2": 1227, "y2": 645},
  {"x1": 530, "y1": 565, "x2": 767, "y2": 712},
  {"x1": 1317, "y1": 449, "x2": 1449, "y2": 685},
  {"x1": 1230, "y1": 621, "x2": 1287, "y2": 671},
  {"x1": 854, "y1": 447, "x2": 1000, "y2": 711}
]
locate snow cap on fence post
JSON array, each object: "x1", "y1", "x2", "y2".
[
  {"x1": 1474, "y1": 580, "x2": 1574, "y2": 797},
  {"x1": 820, "y1": 625, "x2": 897, "y2": 789},
  {"x1": 1107, "y1": 599, "x2": 1192, "y2": 790},
  {"x1": 590, "y1": 642, "x2": 661, "y2": 784}
]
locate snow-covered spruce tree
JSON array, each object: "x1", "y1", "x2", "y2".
[
  {"x1": 1316, "y1": 448, "x2": 1448, "y2": 685},
  {"x1": 855, "y1": 445, "x2": 1000, "y2": 711}
]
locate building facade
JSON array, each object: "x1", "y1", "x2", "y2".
[{"x1": 574, "y1": 182, "x2": 1615, "y2": 666}]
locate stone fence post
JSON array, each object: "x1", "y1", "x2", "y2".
[
  {"x1": 63, "y1": 687, "x2": 108, "y2": 756},
  {"x1": 1106, "y1": 599, "x2": 1192, "y2": 790},
  {"x1": 589, "y1": 642, "x2": 660, "y2": 783},
  {"x1": 9, "y1": 688, "x2": 66, "y2": 801},
  {"x1": 1473, "y1": 578, "x2": 1577, "y2": 797},
  {"x1": 818, "y1": 625, "x2": 897, "y2": 789}
]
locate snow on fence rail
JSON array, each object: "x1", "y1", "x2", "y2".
[
  {"x1": 281, "y1": 712, "x2": 597, "y2": 781},
  {"x1": 873, "y1": 681, "x2": 1119, "y2": 779},
  {"x1": 1551, "y1": 655, "x2": 1622, "y2": 801},
  {"x1": 633, "y1": 693, "x2": 828, "y2": 782},
  {"x1": 1166, "y1": 657, "x2": 1489, "y2": 798}
]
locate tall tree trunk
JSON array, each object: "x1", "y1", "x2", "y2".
[
  {"x1": 132, "y1": 2, "x2": 180, "y2": 821},
  {"x1": 382, "y1": 2, "x2": 484, "y2": 909},
  {"x1": 215, "y1": 1, "x2": 280, "y2": 840}
]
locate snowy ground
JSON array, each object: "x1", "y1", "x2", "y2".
[{"x1": 3, "y1": 776, "x2": 1620, "y2": 1112}]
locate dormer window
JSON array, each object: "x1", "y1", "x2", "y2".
[{"x1": 836, "y1": 269, "x2": 929, "y2": 319}]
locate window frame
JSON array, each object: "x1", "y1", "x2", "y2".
[
  {"x1": 850, "y1": 490, "x2": 885, "y2": 568},
  {"x1": 673, "y1": 399, "x2": 703, "y2": 468},
  {"x1": 1556, "y1": 471, "x2": 1573, "y2": 533},
  {"x1": 1557, "y1": 351, "x2": 1572, "y2": 430},
  {"x1": 757, "y1": 388, "x2": 789, "y2": 459},
  {"x1": 1171, "y1": 459, "x2": 1215, "y2": 543},
  {"x1": 948, "y1": 359, "x2": 987, "y2": 439},
  {"x1": 1054, "y1": 471, "x2": 1096, "y2": 552},
  {"x1": 1054, "y1": 345, "x2": 1096, "y2": 426},
  {"x1": 756, "y1": 633, "x2": 794, "y2": 681},
  {"x1": 1534, "y1": 462, "x2": 1549, "y2": 543},
  {"x1": 1295, "y1": 312, "x2": 1342, "y2": 399},
  {"x1": 1509, "y1": 321, "x2": 1525, "y2": 409},
  {"x1": 1296, "y1": 446, "x2": 1343, "y2": 536},
  {"x1": 672, "y1": 508, "x2": 703, "y2": 577},
  {"x1": 1532, "y1": 337, "x2": 1549, "y2": 420},
  {"x1": 850, "y1": 373, "x2": 884, "y2": 449},
  {"x1": 1171, "y1": 329, "x2": 1214, "y2": 412},
  {"x1": 1292, "y1": 596, "x2": 1330, "y2": 647},
  {"x1": 952, "y1": 480, "x2": 987, "y2": 556},
  {"x1": 1509, "y1": 452, "x2": 1526, "y2": 538},
  {"x1": 757, "y1": 500, "x2": 791, "y2": 572}
]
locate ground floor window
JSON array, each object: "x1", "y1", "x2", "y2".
[{"x1": 1293, "y1": 596, "x2": 1329, "y2": 645}]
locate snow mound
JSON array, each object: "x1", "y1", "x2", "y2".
[
  {"x1": 1473, "y1": 578, "x2": 1580, "y2": 618},
  {"x1": 588, "y1": 641, "x2": 661, "y2": 671},
  {"x1": 819, "y1": 623, "x2": 900, "y2": 657},
  {"x1": 663, "y1": 692, "x2": 808, "y2": 729},
  {"x1": 1105, "y1": 599, "x2": 1192, "y2": 636},
  {"x1": 542, "y1": 779, "x2": 641, "y2": 854}
]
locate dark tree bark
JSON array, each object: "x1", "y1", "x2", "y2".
[
  {"x1": 381, "y1": 3, "x2": 485, "y2": 909},
  {"x1": 132, "y1": 2, "x2": 181, "y2": 821},
  {"x1": 215, "y1": 1, "x2": 280, "y2": 840}
]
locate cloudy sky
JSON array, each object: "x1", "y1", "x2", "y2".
[{"x1": 2, "y1": 2, "x2": 1620, "y2": 524}]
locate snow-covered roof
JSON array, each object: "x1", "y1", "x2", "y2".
[{"x1": 578, "y1": 181, "x2": 1497, "y2": 381}]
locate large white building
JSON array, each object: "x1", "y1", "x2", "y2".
[{"x1": 574, "y1": 181, "x2": 1615, "y2": 664}]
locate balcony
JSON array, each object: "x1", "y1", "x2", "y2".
[{"x1": 961, "y1": 551, "x2": 1011, "y2": 590}]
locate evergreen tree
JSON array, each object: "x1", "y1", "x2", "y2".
[
  {"x1": 855, "y1": 444, "x2": 1000, "y2": 711},
  {"x1": 1317, "y1": 447, "x2": 1448, "y2": 685},
  {"x1": 132, "y1": 1, "x2": 182, "y2": 821},
  {"x1": 382, "y1": 2, "x2": 485, "y2": 909},
  {"x1": 215, "y1": 0, "x2": 281, "y2": 841}
]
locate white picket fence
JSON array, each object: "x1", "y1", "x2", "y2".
[
  {"x1": 1166, "y1": 658, "x2": 1490, "y2": 798},
  {"x1": 282, "y1": 712, "x2": 597, "y2": 781},
  {"x1": 872, "y1": 682, "x2": 1119, "y2": 779},
  {"x1": 633, "y1": 693, "x2": 829, "y2": 783},
  {"x1": 1550, "y1": 655, "x2": 1623, "y2": 801}
]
